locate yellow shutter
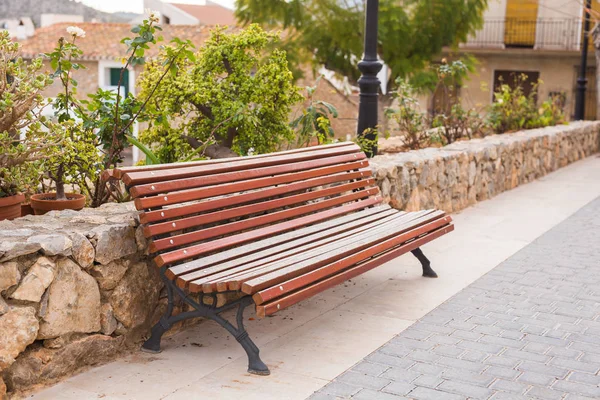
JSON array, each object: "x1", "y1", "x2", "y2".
[{"x1": 505, "y1": 0, "x2": 539, "y2": 47}]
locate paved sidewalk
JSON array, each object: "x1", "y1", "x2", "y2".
[{"x1": 311, "y1": 196, "x2": 600, "y2": 400}]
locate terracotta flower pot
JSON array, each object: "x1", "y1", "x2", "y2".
[
  {"x1": 30, "y1": 193, "x2": 86, "y2": 215},
  {"x1": 21, "y1": 203, "x2": 34, "y2": 217},
  {"x1": 0, "y1": 194, "x2": 25, "y2": 221}
]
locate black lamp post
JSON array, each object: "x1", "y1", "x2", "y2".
[
  {"x1": 575, "y1": 0, "x2": 592, "y2": 120},
  {"x1": 357, "y1": 0, "x2": 382, "y2": 157}
]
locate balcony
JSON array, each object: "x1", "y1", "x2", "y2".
[{"x1": 461, "y1": 18, "x2": 582, "y2": 52}]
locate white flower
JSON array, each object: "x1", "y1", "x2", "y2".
[
  {"x1": 66, "y1": 26, "x2": 86, "y2": 38},
  {"x1": 497, "y1": 99, "x2": 503, "y2": 104},
  {"x1": 247, "y1": 147, "x2": 255, "y2": 156},
  {"x1": 145, "y1": 8, "x2": 161, "y2": 23}
]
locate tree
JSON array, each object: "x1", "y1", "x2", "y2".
[
  {"x1": 137, "y1": 24, "x2": 303, "y2": 161},
  {"x1": 235, "y1": 0, "x2": 488, "y2": 96}
]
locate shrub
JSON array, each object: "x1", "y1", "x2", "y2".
[
  {"x1": 487, "y1": 74, "x2": 565, "y2": 134},
  {"x1": 385, "y1": 79, "x2": 430, "y2": 150},
  {"x1": 137, "y1": 24, "x2": 303, "y2": 162},
  {"x1": 0, "y1": 31, "x2": 57, "y2": 199}
]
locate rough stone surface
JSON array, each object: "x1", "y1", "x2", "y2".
[
  {"x1": 312, "y1": 196, "x2": 600, "y2": 400},
  {"x1": 90, "y1": 259, "x2": 130, "y2": 291},
  {"x1": 70, "y1": 232, "x2": 95, "y2": 270},
  {"x1": 10, "y1": 257, "x2": 55, "y2": 302},
  {"x1": 93, "y1": 225, "x2": 137, "y2": 265},
  {"x1": 4, "y1": 335, "x2": 125, "y2": 393},
  {"x1": 100, "y1": 303, "x2": 118, "y2": 336},
  {"x1": 110, "y1": 262, "x2": 162, "y2": 329},
  {"x1": 372, "y1": 121, "x2": 600, "y2": 212},
  {"x1": 0, "y1": 262, "x2": 20, "y2": 292},
  {"x1": 0, "y1": 307, "x2": 39, "y2": 370},
  {"x1": 37, "y1": 258, "x2": 101, "y2": 339},
  {"x1": 0, "y1": 296, "x2": 8, "y2": 315},
  {"x1": 27, "y1": 234, "x2": 73, "y2": 257}
]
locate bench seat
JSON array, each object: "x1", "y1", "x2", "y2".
[{"x1": 104, "y1": 142, "x2": 453, "y2": 374}]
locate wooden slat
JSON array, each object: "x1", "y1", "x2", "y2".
[
  {"x1": 140, "y1": 168, "x2": 372, "y2": 224},
  {"x1": 144, "y1": 178, "x2": 376, "y2": 238},
  {"x1": 235, "y1": 211, "x2": 445, "y2": 294},
  {"x1": 251, "y1": 215, "x2": 452, "y2": 303},
  {"x1": 123, "y1": 143, "x2": 360, "y2": 186},
  {"x1": 134, "y1": 160, "x2": 369, "y2": 210},
  {"x1": 256, "y1": 223, "x2": 455, "y2": 317},
  {"x1": 104, "y1": 142, "x2": 358, "y2": 181},
  {"x1": 150, "y1": 187, "x2": 379, "y2": 253},
  {"x1": 183, "y1": 209, "x2": 407, "y2": 292},
  {"x1": 165, "y1": 205, "x2": 392, "y2": 280},
  {"x1": 155, "y1": 196, "x2": 382, "y2": 267},
  {"x1": 129, "y1": 152, "x2": 366, "y2": 198},
  {"x1": 222, "y1": 210, "x2": 435, "y2": 292},
  {"x1": 210, "y1": 210, "x2": 433, "y2": 293}
]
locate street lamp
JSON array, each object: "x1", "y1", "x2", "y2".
[
  {"x1": 356, "y1": 0, "x2": 382, "y2": 157},
  {"x1": 575, "y1": 0, "x2": 592, "y2": 120}
]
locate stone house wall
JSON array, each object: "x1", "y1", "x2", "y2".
[{"x1": 1, "y1": 121, "x2": 599, "y2": 398}]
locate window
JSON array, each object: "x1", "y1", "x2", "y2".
[
  {"x1": 98, "y1": 61, "x2": 134, "y2": 97},
  {"x1": 108, "y1": 68, "x2": 129, "y2": 96},
  {"x1": 163, "y1": 15, "x2": 171, "y2": 25},
  {"x1": 493, "y1": 70, "x2": 540, "y2": 100}
]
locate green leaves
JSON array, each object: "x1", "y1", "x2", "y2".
[
  {"x1": 137, "y1": 24, "x2": 303, "y2": 161},
  {"x1": 235, "y1": 0, "x2": 488, "y2": 87}
]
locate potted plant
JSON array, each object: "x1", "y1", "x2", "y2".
[
  {"x1": 29, "y1": 29, "x2": 102, "y2": 215},
  {"x1": 0, "y1": 31, "x2": 57, "y2": 220}
]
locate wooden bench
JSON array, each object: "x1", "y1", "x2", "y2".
[{"x1": 105, "y1": 142, "x2": 454, "y2": 375}]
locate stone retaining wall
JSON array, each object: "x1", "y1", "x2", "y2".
[
  {"x1": 0, "y1": 203, "x2": 158, "y2": 398},
  {"x1": 371, "y1": 121, "x2": 600, "y2": 213},
  {"x1": 1, "y1": 122, "x2": 598, "y2": 398}
]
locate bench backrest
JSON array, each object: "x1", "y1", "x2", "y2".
[{"x1": 107, "y1": 142, "x2": 382, "y2": 268}]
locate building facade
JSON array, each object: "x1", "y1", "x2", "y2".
[{"x1": 426, "y1": 0, "x2": 595, "y2": 120}]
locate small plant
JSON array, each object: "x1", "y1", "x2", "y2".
[
  {"x1": 431, "y1": 103, "x2": 488, "y2": 145},
  {"x1": 385, "y1": 79, "x2": 430, "y2": 150},
  {"x1": 291, "y1": 76, "x2": 338, "y2": 147},
  {"x1": 42, "y1": 15, "x2": 194, "y2": 206},
  {"x1": 354, "y1": 127, "x2": 381, "y2": 156},
  {"x1": 486, "y1": 74, "x2": 564, "y2": 134},
  {"x1": 0, "y1": 31, "x2": 58, "y2": 200}
]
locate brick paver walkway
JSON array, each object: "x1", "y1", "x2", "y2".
[{"x1": 310, "y1": 197, "x2": 600, "y2": 400}]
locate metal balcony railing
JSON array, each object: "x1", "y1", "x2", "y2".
[{"x1": 462, "y1": 18, "x2": 582, "y2": 51}]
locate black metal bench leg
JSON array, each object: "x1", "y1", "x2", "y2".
[
  {"x1": 140, "y1": 267, "x2": 269, "y2": 375},
  {"x1": 142, "y1": 267, "x2": 175, "y2": 353},
  {"x1": 411, "y1": 248, "x2": 438, "y2": 278},
  {"x1": 228, "y1": 297, "x2": 269, "y2": 376}
]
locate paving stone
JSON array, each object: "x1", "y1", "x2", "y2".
[
  {"x1": 437, "y1": 380, "x2": 494, "y2": 399},
  {"x1": 352, "y1": 361, "x2": 390, "y2": 377},
  {"x1": 503, "y1": 349, "x2": 551, "y2": 364},
  {"x1": 517, "y1": 361, "x2": 569, "y2": 378},
  {"x1": 490, "y1": 379, "x2": 529, "y2": 394},
  {"x1": 548, "y1": 357, "x2": 600, "y2": 374},
  {"x1": 408, "y1": 386, "x2": 465, "y2": 400},
  {"x1": 366, "y1": 352, "x2": 414, "y2": 369},
  {"x1": 436, "y1": 356, "x2": 487, "y2": 373},
  {"x1": 380, "y1": 367, "x2": 420, "y2": 383},
  {"x1": 432, "y1": 344, "x2": 464, "y2": 357},
  {"x1": 567, "y1": 371, "x2": 600, "y2": 386},
  {"x1": 485, "y1": 355, "x2": 521, "y2": 368},
  {"x1": 412, "y1": 375, "x2": 444, "y2": 389},
  {"x1": 353, "y1": 388, "x2": 408, "y2": 400},
  {"x1": 552, "y1": 380, "x2": 600, "y2": 398},
  {"x1": 337, "y1": 371, "x2": 391, "y2": 390},
  {"x1": 460, "y1": 350, "x2": 489, "y2": 362},
  {"x1": 409, "y1": 362, "x2": 444, "y2": 376},
  {"x1": 485, "y1": 366, "x2": 521, "y2": 380},
  {"x1": 517, "y1": 372, "x2": 557, "y2": 386},
  {"x1": 321, "y1": 381, "x2": 361, "y2": 397},
  {"x1": 440, "y1": 369, "x2": 496, "y2": 387},
  {"x1": 381, "y1": 381, "x2": 416, "y2": 396},
  {"x1": 526, "y1": 386, "x2": 566, "y2": 400}
]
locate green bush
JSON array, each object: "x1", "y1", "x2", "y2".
[
  {"x1": 137, "y1": 24, "x2": 303, "y2": 162},
  {"x1": 487, "y1": 74, "x2": 565, "y2": 134}
]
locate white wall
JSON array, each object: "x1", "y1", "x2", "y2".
[{"x1": 40, "y1": 14, "x2": 84, "y2": 27}]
